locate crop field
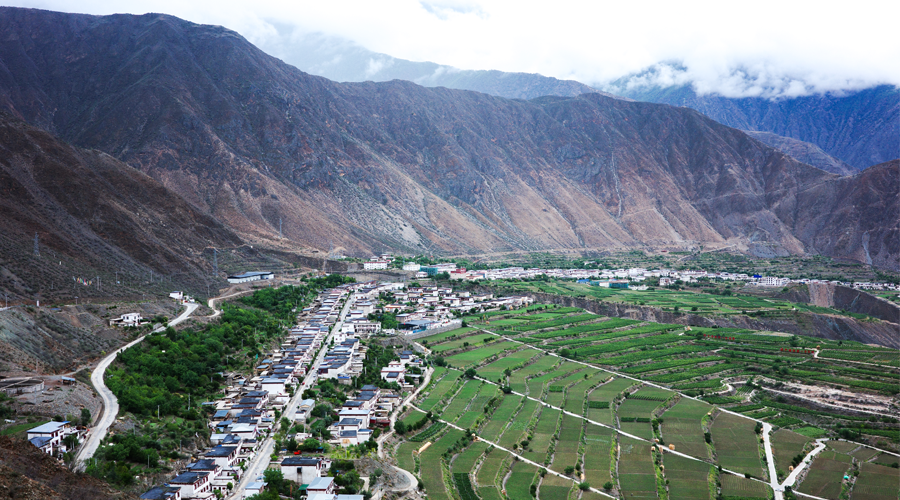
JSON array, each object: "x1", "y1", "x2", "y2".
[
  {"x1": 418, "y1": 370, "x2": 462, "y2": 411},
  {"x1": 664, "y1": 454, "x2": 711, "y2": 500},
  {"x1": 508, "y1": 354, "x2": 558, "y2": 393},
  {"x1": 549, "y1": 414, "x2": 583, "y2": 475},
  {"x1": 452, "y1": 441, "x2": 490, "y2": 473},
  {"x1": 850, "y1": 445, "x2": 880, "y2": 461},
  {"x1": 770, "y1": 429, "x2": 812, "y2": 477},
  {"x1": 852, "y1": 462, "x2": 900, "y2": 500},
  {"x1": 504, "y1": 460, "x2": 538, "y2": 499},
  {"x1": 563, "y1": 373, "x2": 608, "y2": 414},
  {"x1": 498, "y1": 399, "x2": 538, "y2": 449},
  {"x1": 827, "y1": 440, "x2": 861, "y2": 453},
  {"x1": 618, "y1": 397, "x2": 659, "y2": 440},
  {"x1": 395, "y1": 305, "x2": 886, "y2": 500},
  {"x1": 583, "y1": 424, "x2": 614, "y2": 488},
  {"x1": 476, "y1": 348, "x2": 541, "y2": 379},
  {"x1": 455, "y1": 383, "x2": 500, "y2": 429},
  {"x1": 430, "y1": 334, "x2": 494, "y2": 353},
  {"x1": 418, "y1": 327, "x2": 478, "y2": 344},
  {"x1": 719, "y1": 474, "x2": 768, "y2": 498},
  {"x1": 395, "y1": 441, "x2": 418, "y2": 474},
  {"x1": 710, "y1": 412, "x2": 764, "y2": 477},
  {"x1": 475, "y1": 448, "x2": 508, "y2": 488},
  {"x1": 522, "y1": 406, "x2": 561, "y2": 464},
  {"x1": 440, "y1": 379, "x2": 483, "y2": 422},
  {"x1": 588, "y1": 377, "x2": 637, "y2": 425},
  {"x1": 796, "y1": 450, "x2": 852, "y2": 499},
  {"x1": 445, "y1": 341, "x2": 518, "y2": 367},
  {"x1": 419, "y1": 428, "x2": 465, "y2": 500},
  {"x1": 618, "y1": 436, "x2": 657, "y2": 499},
  {"x1": 538, "y1": 473, "x2": 574, "y2": 500},
  {"x1": 480, "y1": 394, "x2": 523, "y2": 441},
  {"x1": 662, "y1": 398, "x2": 712, "y2": 459},
  {"x1": 526, "y1": 361, "x2": 582, "y2": 398}
]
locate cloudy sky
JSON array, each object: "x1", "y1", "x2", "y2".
[{"x1": 4, "y1": 0, "x2": 899, "y2": 97}]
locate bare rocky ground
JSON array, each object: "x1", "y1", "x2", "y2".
[
  {"x1": 0, "y1": 436, "x2": 135, "y2": 500},
  {"x1": 8, "y1": 377, "x2": 101, "y2": 425}
]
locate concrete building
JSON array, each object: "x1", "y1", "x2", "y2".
[
  {"x1": 280, "y1": 456, "x2": 325, "y2": 483},
  {"x1": 226, "y1": 272, "x2": 274, "y2": 284}
]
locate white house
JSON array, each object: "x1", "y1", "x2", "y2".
[
  {"x1": 363, "y1": 261, "x2": 388, "y2": 270},
  {"x1": 308, "y1": 477, "x2": 336, "y2": 495},
  {"x1": 281, "y1": 456, "x2": 325, "y2": 483},
  {"x1": 27, "y1": 421, "x2": 77, "y2": 454},
  {"x1": 109, "y1": 312, "x2": 144, "y2": 327},
  {"x1": 168, "y1": 471, "x2": 214, "y2": 499}
]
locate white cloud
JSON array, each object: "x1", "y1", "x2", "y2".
[{"x1": 4, "y1": 0, "x2": 899, "y2": 97}]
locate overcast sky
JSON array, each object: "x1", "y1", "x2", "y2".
[{"x1": 4, "y1": 0, "x2": 899, "y2": 97}]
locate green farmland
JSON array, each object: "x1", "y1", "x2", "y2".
[{"x1": 401, "y1": 306, "x2": 895, "y2": 500}]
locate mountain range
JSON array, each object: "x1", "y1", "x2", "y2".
[
  {"x1": 0, "y1": 7, "x2": 896, "y2": 279},
  {"x1": 278, "y1": 31, "x2": 897, "y2": 172}
]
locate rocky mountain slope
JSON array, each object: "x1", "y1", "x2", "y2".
[
  {"x1": 0, "y1": 8, "x2": 896, "y2": 270},
  {"x1": 614, "y1": 83, "x2": 899, "y2": 170},
  {"x1": 0, "y1": 436, "x2": 134, "y2": 500},
  {"x1": 277, "y1": 31, "x2": 895, "y2": 172},
  {"x1": 743, "y1": 131, "x2": 855, "y2": 176},
  {"x1": 0, "y1": 112, "x2": 242, "y2": 302}
]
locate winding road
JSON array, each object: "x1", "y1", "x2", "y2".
[{"x1": 75, "y1": 302, "x2": 198, "y2": 469}]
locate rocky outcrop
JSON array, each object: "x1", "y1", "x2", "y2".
[{"x1": 807, "y1": 283, "x2": 900, "y2": 324}]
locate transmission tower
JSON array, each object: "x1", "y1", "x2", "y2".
[
  {"x1": 213, "y1": 248, "x2": 218, "y2": 277},
  {"x1": 33, "y1": 233, "x2": 39, "y2": 257},
  {"x1": 279, "y1": 217, "x2": 283, "y2": 239}
]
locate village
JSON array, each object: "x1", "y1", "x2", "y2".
[
  {"x1": 361, "y1": 255, "x2": 900, "y2": 292},
  {"x1": 29, "y1": 277, "x2": 530, "y2": 500}
]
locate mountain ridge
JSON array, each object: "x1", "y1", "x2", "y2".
[{"x1": 0, "y1": 7, "x2": 896, "y2": 270}]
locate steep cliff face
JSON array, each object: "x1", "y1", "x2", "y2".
[{"x1": 0, "y1": 8, "x2": 895, "y2": 269}]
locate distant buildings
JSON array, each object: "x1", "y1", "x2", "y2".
[{"x1": 226, "y1": 272, "x2": 274, "y2": 284}]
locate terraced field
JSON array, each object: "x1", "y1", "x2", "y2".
[
  {"x1": 664, "y1": 453, "x2": 711, "y2": 500},
  {"x1": 662, "y1": 397, "x2": 712, "y2": 460},
  {"x1": 710, "y1": 412, "x2": 764, "y2": 477},
  {"x1": 402, "y1": 308, "x2": 892, "y2": 500},
  {"x1": 852, "y1": 461, "x2": 900, "y2": 500},
  {"x1": 796, "y1": 450, "x2": 852, "y2": 499}
]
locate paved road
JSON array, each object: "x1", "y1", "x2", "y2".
[
  {"x1": 761, "y1": 423, "x2": 782, "y2": 499},
  {"x1": 75, "y1": 302, "x2": 198, "y2": 469},
  {"x1": 229, "y1": 291, "x2": 353, "y2": 499}
]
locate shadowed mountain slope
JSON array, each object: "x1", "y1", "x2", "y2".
[
  {"x1": 0, "y1": 112, "x2": 242, "y2": 302},
  {"x1": 0, "y1": 8, "x2": 895, "y2": 270}
]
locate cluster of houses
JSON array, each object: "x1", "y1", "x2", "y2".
[
  {"x1": 136, "y1": 282, "x2": 373, "y2": 499},
  {"x1": 380, "y1": 259, "x2": 899, "y2": 292},
  {"x1": 136, "y1": 279, "x2": 430, "y2": 500},
  {"x1": 381, "y1": 285, "x2": 532, "y2": 332}
]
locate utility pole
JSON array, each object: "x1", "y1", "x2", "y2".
[
  {"x1": 279, "y1": 217, "x2": 283, "y2": 239},
  {"x1": 213, "y1": 248, "x2": 218, "y2": 277},
  {"x1": 33, "y1": 233, "x2": 39, "y2": 257}
]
